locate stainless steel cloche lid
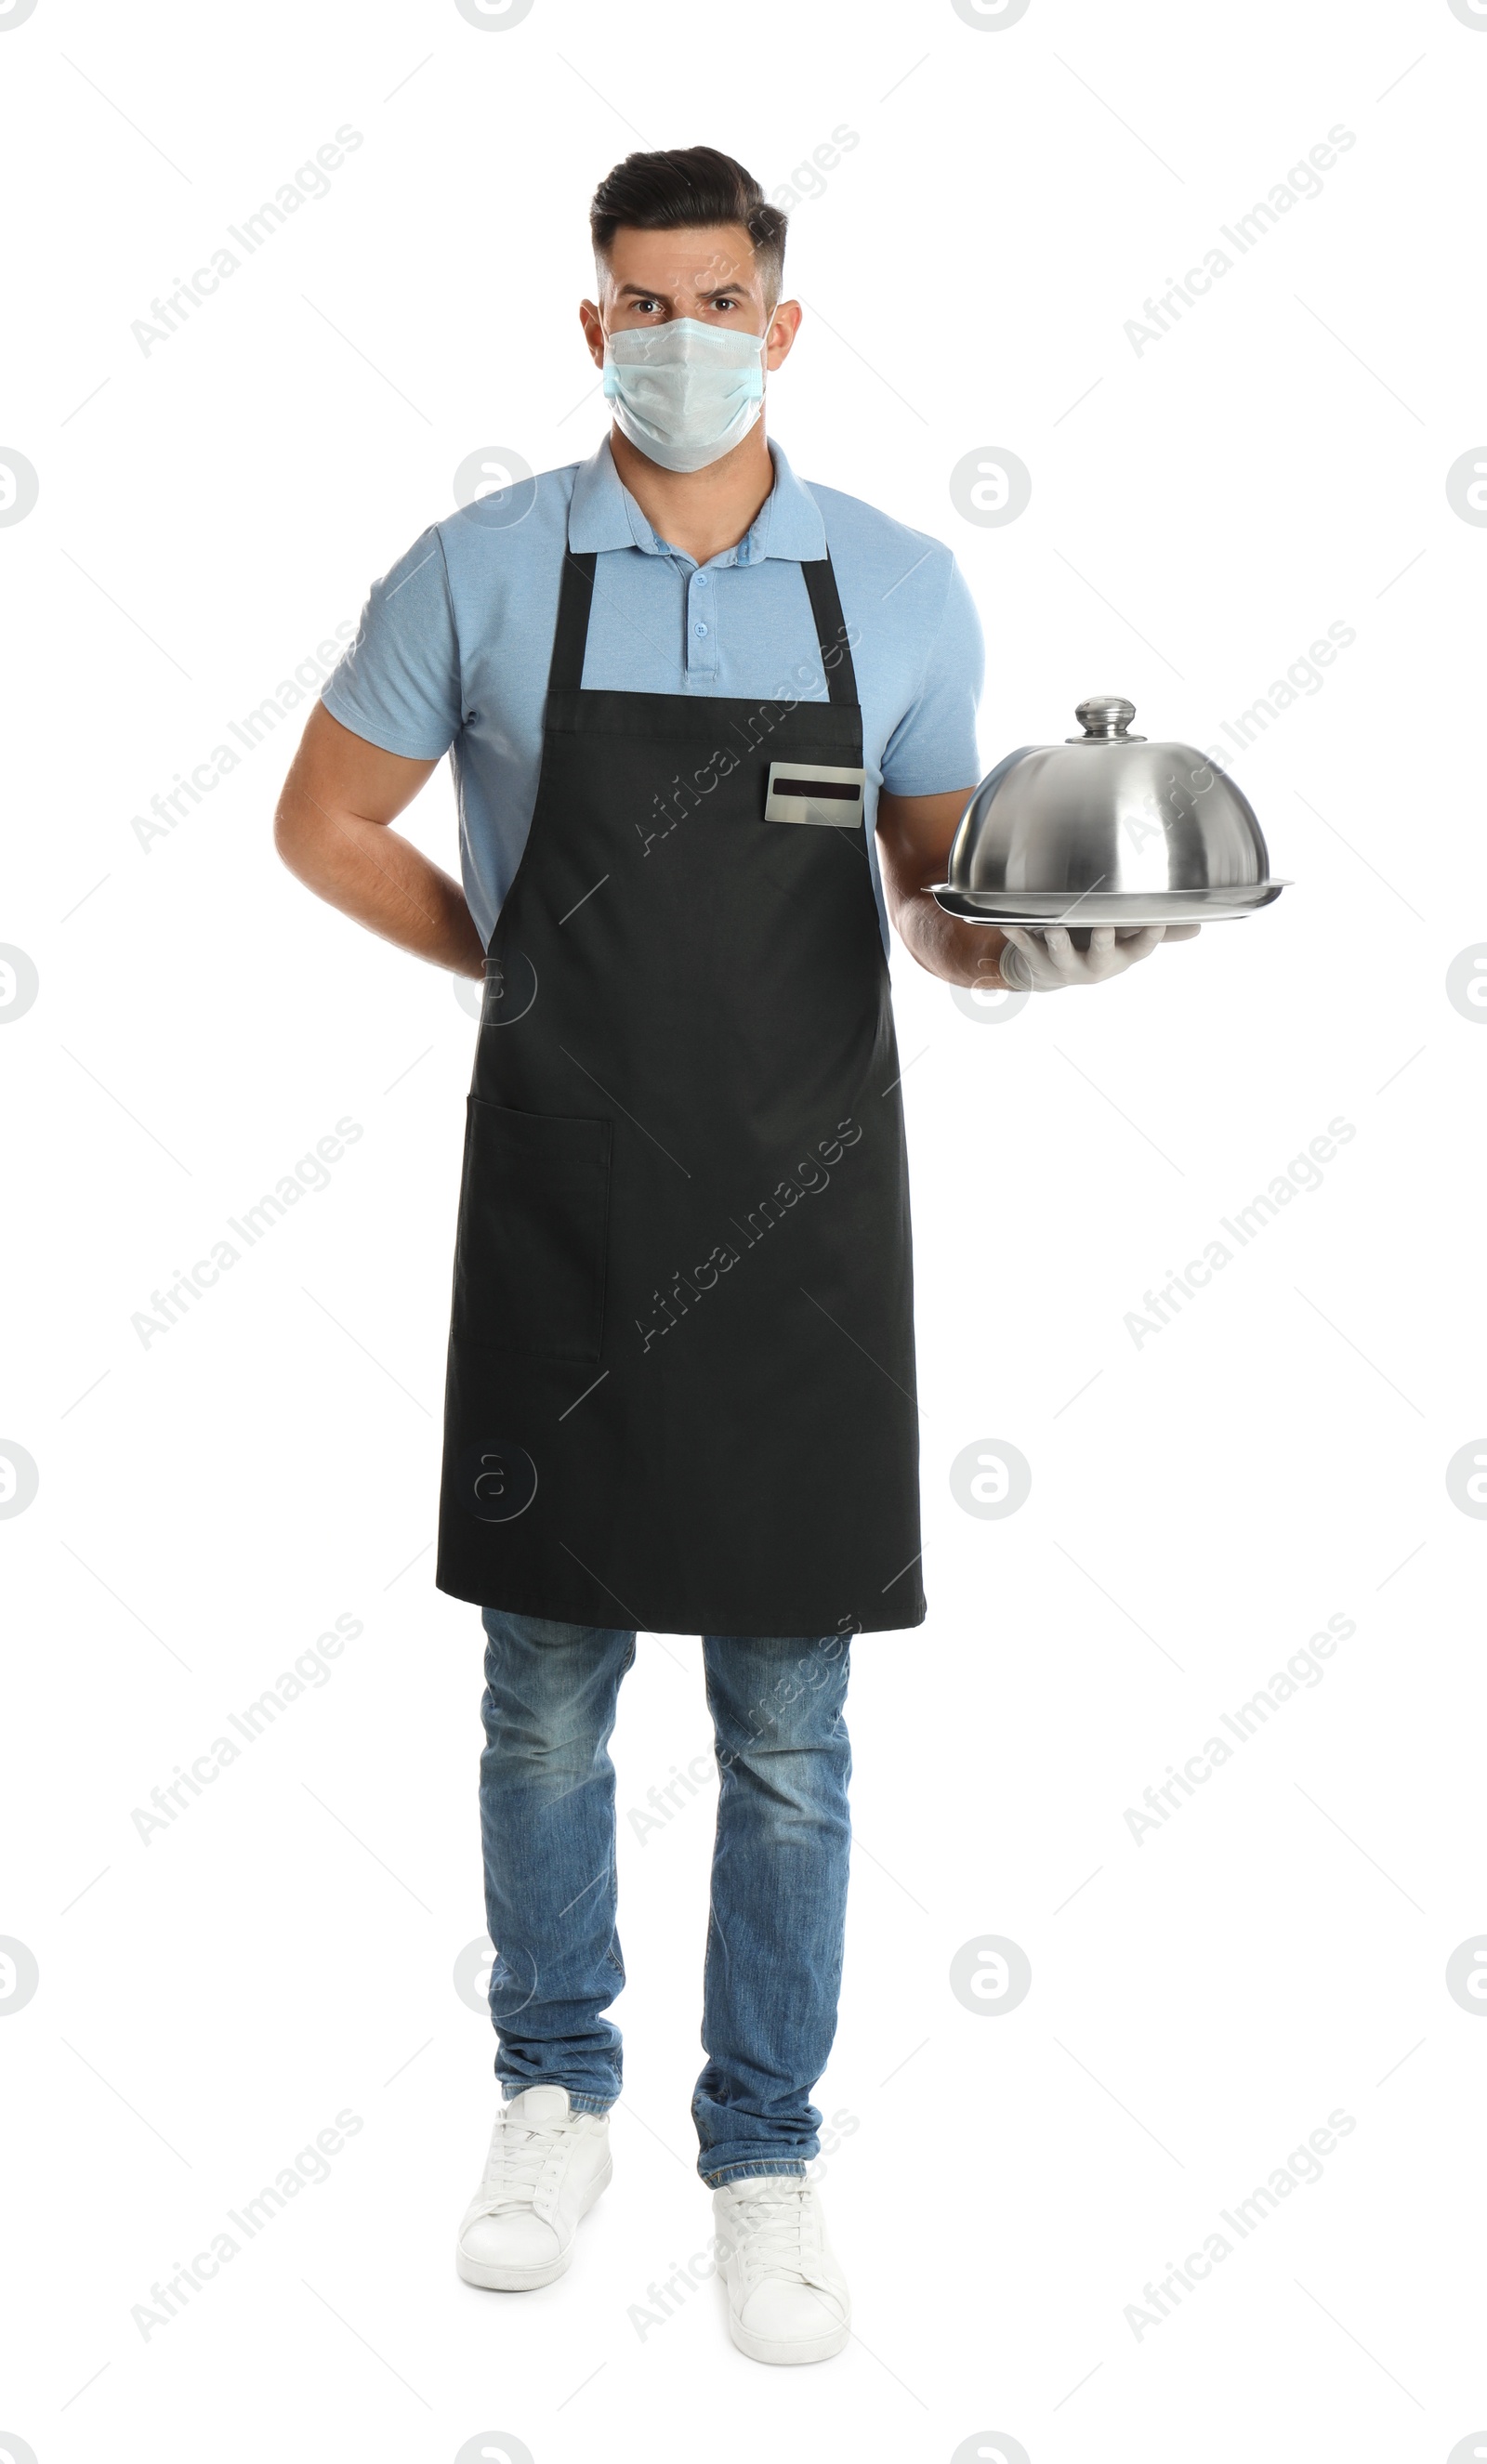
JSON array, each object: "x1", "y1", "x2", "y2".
[{"x1": 944, "y1": 695, "x2": 1274, "y2": 899}]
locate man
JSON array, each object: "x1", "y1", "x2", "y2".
[{"x1": 274, "y1": 144, "x2": 1189, "y2": 2366}]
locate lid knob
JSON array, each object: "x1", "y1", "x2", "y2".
[{"x1": 1072, "y1": 695, "x2": 1140, "y2": 740}]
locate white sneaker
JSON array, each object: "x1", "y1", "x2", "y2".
[
  {"x1": 455, "y1": 2084, "x2": 612, "y2": 2291},
  {"x1": 712, "y1": 2175, "x2": 851, "y2": 2364}
]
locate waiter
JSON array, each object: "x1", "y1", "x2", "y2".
[{"x1": 275, "y1": 144, "x2": 1186, "y2": 2367}]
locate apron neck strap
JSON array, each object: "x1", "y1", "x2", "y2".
[
  {"x1": 546, "y1": 549, "x2": 598, "y2": 694},
  {"x1": 546, "y1": 543, "x2": 858, "y2": 707},
  {"x1": 801, "y1": 556, "x2": 858, "y2": 707}
]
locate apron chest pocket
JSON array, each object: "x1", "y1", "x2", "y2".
[{"x1": 454, "y1": 1098, "x2": 612, "y2": 1361}]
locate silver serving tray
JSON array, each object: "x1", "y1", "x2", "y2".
[{"x1": 930, "y1": 882, "x2": 1287, "y2": 927}]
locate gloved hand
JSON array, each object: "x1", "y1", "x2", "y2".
[{"x1": 999, "y1": 920, "x2": 1201, "y2": 991}]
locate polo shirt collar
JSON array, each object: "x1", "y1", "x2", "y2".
[{"x1": 567, "y1": 432, "x2": 826, "y2": 565}]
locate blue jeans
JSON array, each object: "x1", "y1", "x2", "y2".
[{"x1": 479, "y1": 1609, "x2": 852, "y2": 2185}]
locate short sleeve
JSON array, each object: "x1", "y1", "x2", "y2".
[
  {"x1": 879, "y1": 551, "x2": 984, "y2": 796},
  {"x1": 321, "y1": 527, "x2": 462, "y2": 761}
]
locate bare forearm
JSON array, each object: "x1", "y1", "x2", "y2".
[
  {"x1": 875, "y1": 784, "x2": 1010, "y2": 990},
  {"x1": 273, "y1": 704, "x2": 484, "y2": 976},
  {"x1": 888, "y1": 884, "x2": 1010, "y2": 990},
  {"x1": 276, "y1": 795, "x2": 484, "y2": 976}
]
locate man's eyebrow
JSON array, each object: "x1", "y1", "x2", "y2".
[{"x1": 613, "y1": 280, "x2": 750, "y2": 297}]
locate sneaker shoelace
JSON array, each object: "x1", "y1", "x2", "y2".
[
  {"x1": 727, "y1": 2181, "x2": 827, "y2": 2288},
  {"x1": 474, "y1": 2107, "x2": 582, "y2": 2218}
]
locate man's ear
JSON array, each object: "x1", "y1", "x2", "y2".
[
  {"x1": 765, "y1": 298, "x2": 803, "y2": 374},
  {"x1": 578, "y1": 298, "x2": 606, "y2": 372}
]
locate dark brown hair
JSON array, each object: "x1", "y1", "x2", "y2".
[{"x1": 589, "y1": 146, "x2": 787, "y2": 301}]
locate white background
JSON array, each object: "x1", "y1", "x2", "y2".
[{"x1": 3, "y1": 1, "x2": 1485, "y2": 2458}]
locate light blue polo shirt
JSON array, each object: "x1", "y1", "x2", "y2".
[{"x1": 322, "y1": 436, "x2": 984, "y2": 954}]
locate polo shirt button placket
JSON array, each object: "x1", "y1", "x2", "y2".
[{"x1": 687, "y1": 567, "x2": 718, "y2": 682}]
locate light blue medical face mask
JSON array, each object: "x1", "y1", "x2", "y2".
[{"x1": 601, "y1": 317, "x2": 767, "y2": 473}]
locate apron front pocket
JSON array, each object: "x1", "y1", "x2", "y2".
[{"x1": 454, "y1": 1098, "x2": 612, "y2": 1361}]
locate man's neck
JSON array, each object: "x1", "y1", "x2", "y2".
[{"x1": 608, "y1": 422, "x2": 776, "y2": 567}]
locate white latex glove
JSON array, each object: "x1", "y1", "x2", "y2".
[{"x1": 999, "y1": 920, "x2": 1201, "y2": 991}]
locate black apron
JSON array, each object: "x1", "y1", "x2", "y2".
[{"x1": 435, "y1": 527, "x2": 924, "y2": 1638}]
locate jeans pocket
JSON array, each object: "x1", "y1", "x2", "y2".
[{"x1": 454, "y1": 1097, "x2": 612, "y2": 1361}]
